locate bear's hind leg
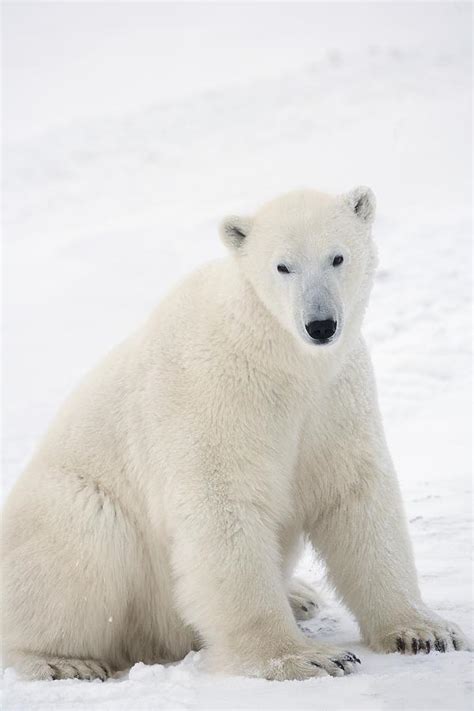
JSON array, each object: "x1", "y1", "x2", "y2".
[
  {"x1": 288, "y1": 577, "x2": 324, "y2": 621},
  {"x1": 2, "y1": 469, "x2": 149, "y2": 678}
]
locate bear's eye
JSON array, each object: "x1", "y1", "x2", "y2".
[
  {"x1": 277, "y1": 264, "x2": 290, "y2": 274},
  {"x1": 332, "y1": 255, "x2": 344, "y2": 267}
]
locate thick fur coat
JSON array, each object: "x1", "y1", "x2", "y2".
[{"x1": 2, "y1": 188, "x2": 468, "y2": 681}]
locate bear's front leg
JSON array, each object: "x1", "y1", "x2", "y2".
[
  {"x1": 309, "y1": 467, "x2": 468, "y2": 654},
  {"x1": 306, "y1": 346, "x2": 469, "y2": 655},
  {"x1": 166, "y1": 453, "x2": 360, "y2": 679}
]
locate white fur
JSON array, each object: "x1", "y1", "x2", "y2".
[{"x1": 2, "y1": 188, "x2": 468, "y2": 682}]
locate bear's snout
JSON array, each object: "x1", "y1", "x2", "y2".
[{"x1": 305, "y1": 319, "x2": 337, "y2": 343}]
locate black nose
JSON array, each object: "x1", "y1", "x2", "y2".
[{"x1": 305, "y1": 319, "x2": 337, "y2": 342}]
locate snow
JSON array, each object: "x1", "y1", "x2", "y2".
[{"x1": 2, "y1": 2, "x2": 472, "y2": 709}]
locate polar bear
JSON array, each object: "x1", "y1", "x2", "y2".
[{"x1": 2, "y1": 187, "x2": 468, "y2": 682}]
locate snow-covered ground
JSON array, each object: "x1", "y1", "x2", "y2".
[{"x1": 2, "y1": 3, "x2": 472, "y2": 709}]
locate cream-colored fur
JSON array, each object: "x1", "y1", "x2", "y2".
[{"x1": 2, "y1": 188, "x2": 468, "y2": 682}]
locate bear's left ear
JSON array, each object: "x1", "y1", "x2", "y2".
[
  {"x1": 219, "y1": 215, "x2": 254, "y2": 251},
  {"x1": 344, "y1": 186, "x2": 376, "y2": 224}
]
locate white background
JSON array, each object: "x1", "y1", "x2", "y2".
[{"x1": 3, "y1": 2, "x2": 472, "y2": 709}]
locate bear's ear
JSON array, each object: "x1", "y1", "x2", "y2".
[
  {"x1": 220, "y1": 215, "x2": 253, "y2": 251},
  {"x1": 344, "y1": 186, "x2": 376, "y2": 224}
]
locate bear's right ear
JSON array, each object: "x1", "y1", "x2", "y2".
[{"x1": 219, "y1": 215, "x2": 253, "y2": 251}]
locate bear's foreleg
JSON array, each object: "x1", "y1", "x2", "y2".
[
  {"x1": 308, "y1": 432, "x2": 469, "y2": 654},
  {"x1": 167, "y1": 465, "x2": 360, "y2": 680}
]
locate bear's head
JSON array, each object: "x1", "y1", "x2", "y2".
[{"x1": 220, "y1": 187, "x2": 377, "y2": 351}]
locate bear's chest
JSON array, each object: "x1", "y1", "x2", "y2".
[{"x1": 291, "y1": 397, "x2": 363, "y2": 523}]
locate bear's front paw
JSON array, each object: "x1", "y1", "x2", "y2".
[
  {"x1": 288, "y1": 577, "x2": 323, "y2": 621},
  {"x1": 262, "y1": 643, "x2": 361, "y2": 681},
  {"x1": 373, "y1": 615, "x2": 469, "y2": 655}
]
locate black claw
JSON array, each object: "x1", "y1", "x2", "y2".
[
  {"x1": 309, "y1": 601, "x2": 316, "y2": 607},
  {"x1": 352, "y1": 655, "x2": 362, "y2": 664},
  {"x1": 301, "y1": 605, "x2": 308, "y2": 612},
  {"x1": 411, "y1": 638, "x2": 418, "y2": 654},
  {"x1": 435, "y1": 638, "x2": 447, "y2": 653},
  {"x1": 49, "y1": 664, "x2": 60, "y2": 680},
  {"x1": 426, "y1": 640, "x2": 431, "y2": 654},
  {"x1": 343, "y1": 652, "x2": 361, "y2": 664},
  {"x1": 310, "y1": 661, "x2": 323, "y2": 668},
  {"x1": 70, "y1": 664, "x2": 81, "y2": 679},
  {"x1": 452, "y1": 636, "x2": 460, "y2": 651},
  {"x1": 396, "y1": 637, "x2": 406, "y2": 653}
]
